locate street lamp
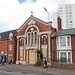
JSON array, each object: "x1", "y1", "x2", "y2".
[{"x1": 44, "y1": 7, "x2": 51, "y2": 66}]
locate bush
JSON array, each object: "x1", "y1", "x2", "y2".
[
  {"x1": 35, "y1": 59, "x2": 43, "y2": 66},
  {"x1": 60, "y1": 58, "x2": 67, "y2": 63}
]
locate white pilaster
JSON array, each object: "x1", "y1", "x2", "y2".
[
  {"x1": 24, "y1": 38, "x2": 25, "y2": 61},
  {"x1": 67, "y1": 52, "x2": 68, "y2": 63},
  {"x1": 17, "y1": 38, "x2": 19, "y2": 61},
  {"x1": 39, "y1": 36, "x2": 40, "y2": 50},
  {"x1": 36, "y1": 50, "x2": 37, "y2": 62},
  {"x1": 27, "y1": 33, "x2": 28, "y2": 45},
  {"x1": 27, "y1": 50, "x2": 28, "y2": 63}
]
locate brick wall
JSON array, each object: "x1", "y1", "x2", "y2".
[
  {"x1": 71, "y1": 35, "x2": 75, "y2": 64},
  {"x1": 0, "y1": 37, "x2": 17, "y2": 63}
]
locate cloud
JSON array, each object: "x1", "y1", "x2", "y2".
[{"x1": 0, "y1": 0, "x2": 75, "y2": 32}]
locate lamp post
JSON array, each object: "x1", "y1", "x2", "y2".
[{"x1": 44, "y1": 7, "x2": 51, "y2": 66}]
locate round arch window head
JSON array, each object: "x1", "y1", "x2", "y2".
[{"x1": 9, "y1": 33, "x2": 13, "y2": 40}]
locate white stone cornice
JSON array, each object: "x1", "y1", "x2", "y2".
[{"x1": 38, "y1": 31, "x2": 51, "y2": 35}]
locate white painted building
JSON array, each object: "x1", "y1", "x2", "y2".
[{"x1": 53, "y1": 4, "x2": 75, "y2": 30}]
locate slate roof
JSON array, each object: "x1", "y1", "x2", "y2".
[
  {"x1": 51, "y1": 28, "x2": 75, "y2": 38},
  {"x1": 0, "y1": 30, "x2": 17, "y2": 40}
]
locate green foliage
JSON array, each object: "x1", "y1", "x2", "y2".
[
  {"x1": 35, "y1": 59, "x2": 43, "y2": 66},
  {"x1": 18, "y1": 62, "x2": 20, "y2": 64},
  {"x1": 37, "y1": 50, "x2": 43, "y2": 60},
  {"x1": 35, "y1": 50, "x2": 43, "y2": 66}
]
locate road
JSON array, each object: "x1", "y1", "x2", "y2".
[
  {"x1": 0, "y1": 64, "x2": 75, "y2": 75},
  {"x1": 0, "y1": 68, "x2": 57, "y2": 75}
]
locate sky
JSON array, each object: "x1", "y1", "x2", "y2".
[{"x1": 0, "y1": 0, "x2": 75, "y2": 32}]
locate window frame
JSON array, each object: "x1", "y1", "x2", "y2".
[
  {"x1": 43, "y1": 36, "x2": 46, "y2": 44},
  {"x1": 60, "y1": 37, "x2": 66, "y2": 47},
  {"x1": 56, "y1": 36, "x2": 71, "y2": 47},
  {"x1": 57, "y1": 51, "x2": 72, "y2": 63},
  {"x1": 9, "y1": 45, "x2": 12, "y2": 51},
  {"x1": 35, "y1": 32, "x2": 37, "y2": 45},
  {"x1": 21, "y1": 39, "x2": 23, "y2": 46}
]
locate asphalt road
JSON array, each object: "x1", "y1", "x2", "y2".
[
  {"x1": 1, "y1": 64, "x2": 75, "y2": 75},
  {"x1": 0, "y1": 68, "x2": 58, "y2": 75}
]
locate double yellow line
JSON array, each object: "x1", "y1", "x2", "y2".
[{"x1": 47, "y1": 72, "x2": 61, "y2": 75}]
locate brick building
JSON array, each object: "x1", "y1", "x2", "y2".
[
  {"x1": 51, "y1": 17, "x2": 75, "y2": 64},
  {"x1": 0, "y1": 15, "x2": 75, "y2": 65},
  {"x1": 0, "y1": 30, "x2": 17, "y2": 63},
  {"x1": 0, "y1": 15, "x2": 55, "y2": 65},
  {"x1": 16, "y1": 15, "x2": 55, "y2": 64}
]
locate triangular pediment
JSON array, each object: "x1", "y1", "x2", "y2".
[
  {"x1": 17, "y1": 15, "x2": 52, "y2": 31},
  {"x1": 28, "y1": 19, "x2": 36, "y2": 25}
]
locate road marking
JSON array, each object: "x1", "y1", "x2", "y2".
[{"x1": 47, "y1": 72, "x2": 61, "y2": 75}]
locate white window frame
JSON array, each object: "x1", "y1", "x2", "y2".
[
  {"x1": 56, "y1": 36, "x2": 71, "y2": 48},
  {"x1": 57, "y1": 51, "x2": 72, "y2": 63},
  {"x1": 9, "y1": 45, "x2": 12, "y2": 51},
  {"x1": 27, "y1": 32, "x2": 31, "y2": 45},
  {"x1": 60, "y1": 37, "x2": 66, "y2": 47},
  {"x1": 34, "y1": 31, "x2": 37, "y2": 45}
]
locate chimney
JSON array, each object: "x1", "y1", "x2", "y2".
[{"x1": 57, "y1": 16, "x2": 62, "y2": 30}]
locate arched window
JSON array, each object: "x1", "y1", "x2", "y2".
[
  {"x1": 44, "y1": 36, "x2": 46, "y2": 44},
  {"x1": 28, "y1": 33, "x2": 30, "y2": 45},
  {"x1": 35, "y1": 32, "x2": 37, "y2": 44},
  {"x1": 31, "y1": 33, "x2": 34, "y2": 45},
  {"x1": 21, "y1": 39, "x2": 23, "y2": 46},
  {"x1": 9, "y1": 33, "x2": 13, "y2": 40}
]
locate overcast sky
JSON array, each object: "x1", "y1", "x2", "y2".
[{"x1": 0, "y1": 0, "x2": 75, "y2": 32}]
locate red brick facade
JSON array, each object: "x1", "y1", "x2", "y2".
[
  {"x1": 0, "y1": 15, "x2": 75, "y2": 66},
  {"x1": 16, "y1": 15, "x2": 55, "y2": 64},
  {"x1": 71, "y1": 35, "x2": 75, "y2": 64},
  {"x1": 0, "y1": 35, "x2": 17, "y2": 63}
]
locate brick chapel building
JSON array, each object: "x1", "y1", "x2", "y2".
[
  {"x1": 0, "y1": 15, "x2": 55, "y2": 65},
  {"x1": 16, "y1": 15, "x2": 55, "y2": 64}
]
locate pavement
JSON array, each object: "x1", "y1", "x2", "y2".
[{"x1": 0, "y1": 64, "x2": 75, "y2": 75}]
